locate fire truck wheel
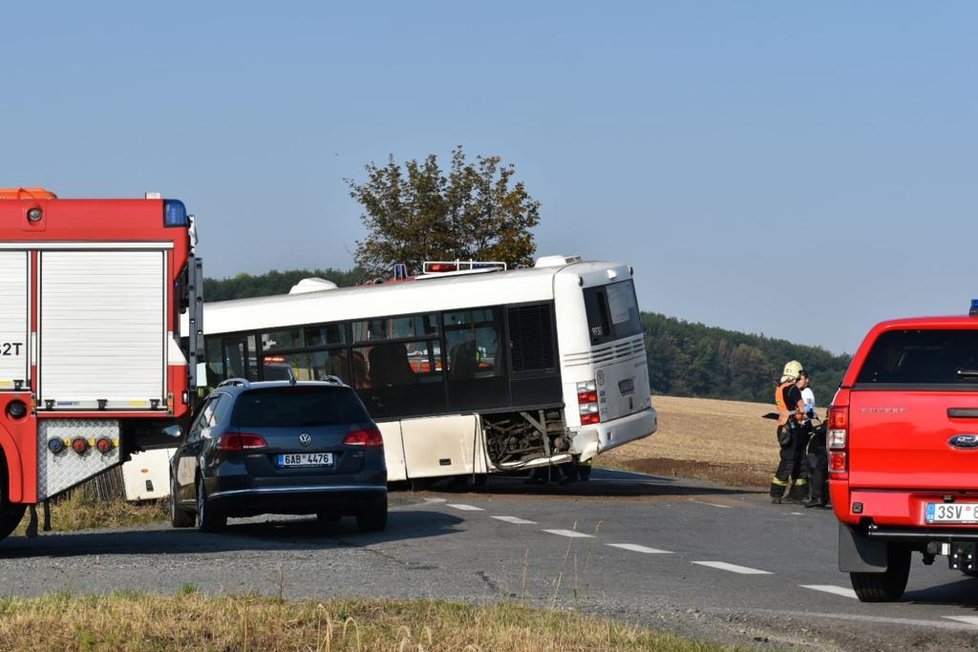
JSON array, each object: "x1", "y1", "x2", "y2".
[
  {"x1": 0, "y1": 467, "x2": 26, "y2": 541},
  {"x1": 170, "y1": 477, "x2": 196, "y2": 528},
  {"x1": 196, "y1": 475, "x2": 227, "y2": 533}
]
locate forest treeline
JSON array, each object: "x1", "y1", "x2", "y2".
[{"x1": 204, "y1": 270, "x2": 851, "y2": 404}]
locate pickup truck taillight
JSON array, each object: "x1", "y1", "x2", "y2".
[{"x1": 827, "y1": 404, "x2": 849, "y2": 479}]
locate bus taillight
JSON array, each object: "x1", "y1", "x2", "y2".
[{"x1": 577, "y1": 380, "x2": 600, "y2": 425}]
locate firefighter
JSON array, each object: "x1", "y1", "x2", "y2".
[{"x1": 769, "y1": 360, "x2": 811, "y2": 503}]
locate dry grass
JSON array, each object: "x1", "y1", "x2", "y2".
[
  {"x1": 599, "y1": 395, "x2": 778, "y2": 488},
  {"x1": 0, "y1": 592, "x2": 729, "y2": 651},
  {"x1": 13, "y1": 492, "x2": 168, "y2": 536}
]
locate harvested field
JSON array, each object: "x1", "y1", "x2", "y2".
[{"x1": 598, "y1": 395, "x2": 780, "y2": 488}]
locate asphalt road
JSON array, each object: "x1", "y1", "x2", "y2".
[{"x1": 3, "y1": 469, "x2": 978, "y2": 650}]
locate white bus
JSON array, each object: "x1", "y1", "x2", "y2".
[{"x1": 196, "y1": 255, "x2": 657, "y2": 484}]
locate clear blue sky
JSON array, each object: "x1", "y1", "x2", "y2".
[{"x1": 2, "y1": 2, "x2": 975, "y2": 355}]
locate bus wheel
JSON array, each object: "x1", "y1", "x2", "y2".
[{"x1": 0, "y1": 466, "x2": 26, "y2": 541}]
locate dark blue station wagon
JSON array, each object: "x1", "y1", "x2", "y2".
[{"x1": 169, "y1": 378, "x2": 387, "y2": 532}]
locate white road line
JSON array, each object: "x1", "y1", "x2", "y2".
[
  {"x1": 691, "y1": 561, "x2": 772, "y2": 575},
  {"x1": 543, "y1": 529, "x2": 595, "y2": 538},
  {"x1": 800, "y1": 585, "x2": 858, "y2": 599},
  {"x1": 607, "y1": 543, "x2": 672, "y2": 554},
  {"x1": 944, "y1": 616, "x2": 978, "y2": 627},
  {"x1": 690, "y1": 500, "x2": 732, "y2": 509},
  {"x1": 491, "y1": 516, "x2": 536, "y2": 525},
  {"x1": 447, "y1": 504, "x2": 484, "y2": 511}
]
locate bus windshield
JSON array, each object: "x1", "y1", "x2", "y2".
[{"x1": 583, "y1": 280, "x2": 643, "y2": 345}]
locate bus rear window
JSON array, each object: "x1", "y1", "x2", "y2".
[
  {"x1": 855, "y1": 329, "x2": 978, "y2": 385},
  {"x1": 584, "y1": 280, "x2": 643, "y2": 345}
]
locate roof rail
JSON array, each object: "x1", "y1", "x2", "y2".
[
  {"x1": 217, "y1": 378, "x2": 251, "y2": 389},
  {"x1": 320, "y1": 375, "x2": 346, "y2": 386}
]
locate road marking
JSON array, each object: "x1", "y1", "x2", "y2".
[
  {"x1": 492, "y1": 516, "x2": 536, "y2": 524},
  {"x1": 944, "y1": 616, "x2": 978, "y2": 627},
  {"x1": 690, "y1": 500, "x2": 731, "y2": 509},
  {"x1": 607, "y1": 543, "x2": 672, "y2": 554},
  {"x1": 543, "y1": 529, "x2": 594, "y2": 538},
  {"x1": 800, "y1": 585, "x2": 857, "y2": 599},
  {"x1": 447, "y1": 504, "x2": 484, "y2": 511},
  {"x1": 691, "y1": 561, "x2": 772, "y2": 575}
]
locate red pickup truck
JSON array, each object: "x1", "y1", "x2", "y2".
[{"x1": 830, "y1": 310, "x2": 978, "y2": 601}]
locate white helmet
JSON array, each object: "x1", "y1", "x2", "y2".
[{"x1": 781, "y1": 360, "x2": 804, "y2": 383}]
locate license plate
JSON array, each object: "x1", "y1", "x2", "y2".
[
  {"x1": 278, "y1": 452, "x2": 334, "y2": 467},
  {"x1": 925, "y1": 503, "x2": 978, "y2": 524}
]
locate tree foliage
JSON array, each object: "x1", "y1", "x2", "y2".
[
  {"x1": 346, "y1": 146, "x2": 541, "y2": 276},
  {"x1": 641, "y1": 312, "x2": 852, "y2": 404},
  {"x1": 203, "y1": 267, "x2": 368, "y2": 302}
]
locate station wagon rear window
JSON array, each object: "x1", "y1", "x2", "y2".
[
  {"x1": 231, "y1": 387, "x2": 370, "y2": 426},
  {"x1": 856, "y1": 329, "x2": 978, "y2": 386}
]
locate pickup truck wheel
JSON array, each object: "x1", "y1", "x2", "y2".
[{"x1": 850, "y1": 544, "x2": 911, "y2": 602}]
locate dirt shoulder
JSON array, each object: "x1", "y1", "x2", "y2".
[{"x1": 598, "y1": 395, "x2": 780, "y2": 488}]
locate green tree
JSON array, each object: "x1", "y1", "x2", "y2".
[{"x1": 346, "y1": 146, "x2": 541, "y2": 276}]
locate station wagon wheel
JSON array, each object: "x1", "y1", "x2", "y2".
[
  {"x1": 316, "y1": 511, "x2": 341, "y2": 524},
  {"x1": 170, "y1": 475, "x2": 195, "y2": 528},
  {"x1": 849, "y1": 543, "x2": 911, "y2": 602},
  {"x1": 196, "y1": 475, "x2": 226, "y2": 532},
  {"x1": 356, "y1": 494, "x2": 388, "y2": 533}
]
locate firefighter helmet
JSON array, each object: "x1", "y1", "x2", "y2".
[{"x1": 781, "y1": 360, "x2": 804, "y2": 383}]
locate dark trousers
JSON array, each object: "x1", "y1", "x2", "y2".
[
  {"x1": 771, "y1": 424, "x2": 809, "y2": 498},
  {"x1": 805, "y1": 427, "x2": 829, "y2": 502}
]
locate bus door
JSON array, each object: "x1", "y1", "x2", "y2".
[
  {"x1": 222, "y1": 335, "x2": 258, "y2": 381},
  {"x1": 400, "y1": 414, "x2": 483, "y2": 480},
  {"x1": 375, "y1": 421, "x2": 407, "y2": 482}
]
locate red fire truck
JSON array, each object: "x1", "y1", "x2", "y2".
[{"x1": 0, "y1": 187, "x2": 202, "y2": 540}]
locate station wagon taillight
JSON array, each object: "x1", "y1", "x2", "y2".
[
  {"x1": 344, "y1": 427, "x2": 384, "y2": 447},
  {"x1": 827, "y1": 404, "x2": 849, "y2": 478},
  {"x1": 217, "y1": 433, "x2": 268, "y2": 451}
]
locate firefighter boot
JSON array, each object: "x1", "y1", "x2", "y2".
[
  {"x1": 787, "y1": 478, "x2": 809, "y2": 504},
  {"x1": 769, "y1": 477, "x2": 789, "y2": 504}
]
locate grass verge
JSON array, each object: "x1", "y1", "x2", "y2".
[
  {"x1": 13, "y1": 493, "x2": 168, "y2": 536},
  {"x1": 0, "y1": 591, "x2": 730, "y2": 651}
]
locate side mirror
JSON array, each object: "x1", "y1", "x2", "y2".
[{"x1": 163, "y1": 424, "x2": 183, "y2": 439}]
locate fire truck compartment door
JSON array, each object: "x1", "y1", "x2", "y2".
[
  {"x1": 39, "y1": 250, "x2": 166, "y2": 409},
  {"x1": 0, "y1": 252, "x2": 28, "y2": 389}
]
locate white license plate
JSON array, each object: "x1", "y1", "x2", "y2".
[
  {"x1": 925, "y1": 503, "x2": 978, "y2": 524},
  {"x1": 278, "y1": 452, "x2": 334, "y2": 467}
]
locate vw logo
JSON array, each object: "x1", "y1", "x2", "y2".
[
  {"x1": 298, "y1": 433, "x2": 312, "y2": 447},
  {"x1": 949, "y1": 434, "x2": 978, "y2": 449}
]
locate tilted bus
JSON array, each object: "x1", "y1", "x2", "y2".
[{"x1": 197, "y1": 256, "x2": 656, "y2": 484}]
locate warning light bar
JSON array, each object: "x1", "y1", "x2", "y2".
[{"x1": 422, "y1": 260, "x2": 507, "y2": 274}]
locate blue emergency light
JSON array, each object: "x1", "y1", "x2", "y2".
[
  {"x1": 970, "y1": 300, "x2": 978, "y2": 317},
  {"x1": 163, "y1": 199, "x2": 189, "y2": 227}
]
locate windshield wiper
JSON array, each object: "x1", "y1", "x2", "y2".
[{"x1": 956, "y1": 369, "x2": 978, "y2": 379}]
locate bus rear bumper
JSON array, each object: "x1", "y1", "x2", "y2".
[{"x1": 573, "y1": 408, "x2": 657, "y2": 461}]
